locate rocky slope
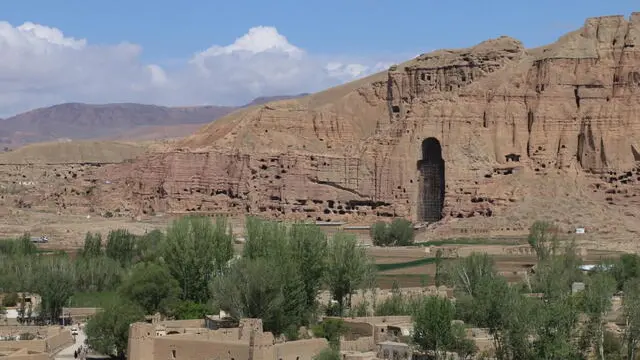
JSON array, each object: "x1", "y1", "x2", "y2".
[{"x1": 68, "y1": 13, "x2": 640, "y2": 243}]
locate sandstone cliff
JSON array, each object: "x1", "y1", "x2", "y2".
[{"x1": 101, "y1": 13, "x2": 640, "y2": 241}]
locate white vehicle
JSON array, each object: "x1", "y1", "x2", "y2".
[
  {"x1": 71, "y1": 326, "x2": 78, "y2": 336},
  {"x1": 30, "y1": 235, "x2": 49, "y2": 243}
]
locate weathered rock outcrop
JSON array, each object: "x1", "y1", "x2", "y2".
[{"x1": 102, "y1": 13, "x2": 640, "y2": 238}]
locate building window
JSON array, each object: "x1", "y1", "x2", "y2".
[{"x1": 171, "y1": 350, "x2": 176, "y2": 359}]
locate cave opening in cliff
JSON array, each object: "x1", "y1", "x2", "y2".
[{"x1": 417, "y1": 137, "x2": 445, "y2": 223}]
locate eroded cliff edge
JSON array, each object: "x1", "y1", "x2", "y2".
[{"x1": 100, "y1": 13, "x2": 640, "y2": 239}]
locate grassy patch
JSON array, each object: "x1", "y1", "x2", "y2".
[
  {"x1": 376, "y1": 273, "x2": 433, "y2": 288},
  {"x1": 415, "y1": 237, "x2": 526, "y2": 247},
  {"x1": 68, "y1": 291, "x2": 118, "y2": 308},
  {"x1": 376, "y1": 257, "x2": 439, "y2": 272},
  {"x1": 377, "y1": 273, "x2": 428, "y2": 279}
]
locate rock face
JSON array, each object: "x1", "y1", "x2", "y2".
[{"x1": 103, "y1": 14, "x2": 640, "y2": 238}]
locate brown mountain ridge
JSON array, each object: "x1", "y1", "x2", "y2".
[{"x1": 0, "y1": 94, "x2": 307, "y2": 148}]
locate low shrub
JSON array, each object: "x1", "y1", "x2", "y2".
[{"x1": 370, "y1": 218, "x2": 414, "y2": 246}]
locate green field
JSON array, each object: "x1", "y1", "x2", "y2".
[
  {"x1": 375, "y1": 257, "x2": 440, "y2": 272},
  {"x1": 414, "y1": 237, "x2": 527, "y2": 247}
]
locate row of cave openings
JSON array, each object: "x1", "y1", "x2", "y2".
[
  {"x1": 148, "y1": 138, "x2": 448, "y2": 224},
  {"x1": 252, "y1": 137, "x2": 446, "y2": 223}
]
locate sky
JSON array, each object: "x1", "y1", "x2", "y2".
[{"x1": 0, "y1": 0, "x2": 637, "y2": 117}]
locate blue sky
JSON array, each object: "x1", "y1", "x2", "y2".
[{"x1": 0, "y1": 0, "x2": 637, "y2": 115}]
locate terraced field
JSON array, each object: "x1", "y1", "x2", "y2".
[{"x1": 370, "y1": 237, "x2": 623, "y2": 289}]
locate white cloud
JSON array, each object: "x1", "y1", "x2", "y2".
[
  {"x1": 0, "y1": 22, "x2": 405, "y2": 116},
  {"x1": 194, "y1": 26, "x2": 303, "y2": 58}
]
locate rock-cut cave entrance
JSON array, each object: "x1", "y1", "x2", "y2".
[{"x1": 417, "y1": 137, "x2": 445, "y2": 223}]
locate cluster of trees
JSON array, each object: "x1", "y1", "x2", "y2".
[
  {"x1": 0, "y1": 216, "x2": 376, "y2": 358},
  {"x1": 211, "y1": 217, "x2": 375, "y2": 339},
  {"x1": 10, "y1": 215, "x2": 640, "y2": 360},
  {"x1": 370, "y1": 218, "x2": 415, "y2": 246},
  {"x1": 369, "y1": 221, "x2": 640, "y2": 360}
]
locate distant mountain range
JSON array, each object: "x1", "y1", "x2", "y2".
[{"x1": 0, "y1": 94, "x2": 309, "y2": 148}]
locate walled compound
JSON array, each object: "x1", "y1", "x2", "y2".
[
  {"x1": 331, "y1": 316, "x2": 493, "y2": 360},
  {"x1": 127, "y1": 317, "x2": 327, "y2": 360},
  {"x1": 0, "y1": 325, "x2": 73, "y2": 360}
]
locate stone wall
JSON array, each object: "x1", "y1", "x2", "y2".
[
  {"x1": 0, "y1": 349, "x2": 48, "y2": 360},
  {"x1": 340, "y1": 337, "x2": 376, "y2": 352},
  {"x1": 0, "y1": 326, "x2": 52, "y2": 337},
  {"x1": 0, "y1": 327, "x2": 72, "y2": 356},
  {"x1": 44, "y1": 329, "x2": 73, "y2": 353},
  {"x1": 273, "y1": 339, "x2": 328, "y2": 360},
  {"x1": 154, "y1": 337, "x2": 249, "y2": 360}
]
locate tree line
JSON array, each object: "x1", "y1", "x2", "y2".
[
  {"x1": 0, "y1": 216, "x2": 376, "y2": 359},
  {"x1": 5, "y1": 217, "x2": 640, "y2": 360},
  {"x1": 367, "y1": 221, "x2": 640, "y2": 360}
]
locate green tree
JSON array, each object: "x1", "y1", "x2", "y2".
[
  {"x1": 533, "y1": 245, "x2": 583, "y2": 301},
  {"x1": 388, "y1": 218, "x2": 415, "y2": 246},
  {"x1": 434, "y1": 249, "x2": 444, "y2": 287},
  {"x1": 288, "y1": 222, "x2": 328, "y2": 316},
  {"x1": 527, "y1": 221, "x2": 559, "y2": 262},
  {"x1": 118, "y1": 262, "x2": 180, "y2": 316},
  {"x1": 623, "y1": 278, "x2": 640, "y2": 360},
  {"x1": 74, "y1": 255, "x2": 123, "y2": 292},
  {"x1": 447, "y1": 253, "x2": 496, "y2": 297},
  {"x1": 370, "y1": 222, "x2": 390, "y2": 246},
  {"x1": 0, "y1": 234, "x2": 37, "y2": 256},
  {"x1": 85, "y1": 299, "x2": 145, "y2": 359},
  {"x1": 376, "y1": 281, "x2": 402, "y2": 315},
  {"x1": 612, "y1": 254, "x2": 640, "y2": 291},
  {"x1": 238, "y1": 218, "x2": 323, "y2": 329},
  {"x1": 579, "y1": 272, "x2": 616, "y2": 360},
  {"x1": 325, "y1": 232, "x2": 375, "y2": 315},
  {"x1": 412, "y1": 296, "x2": 476, "y2": 360},
  {"x1": 312, "y1": 318, "x2": 346, "y2": 350},
  {"x1": 79, "y1": 232, "x2": 103, "y2": 258},
  {"x1": 242, "y1": 216, "x2": 289, "y2": 260},
  {"x1": 457, "y1": 275, "x2": 536, "y2": 360},
  {"x1": 105, "y1": 229, "x2": 136, "y2": 266},
  {"x1": 35, "y1": 256, "x2": 76, "y2": 323},
  {"x1": 212, "y1": 257, "x2": 291, "y2": 334},
  {"x1": 135, "y1": 229, "x2": 164, "y2": 263},
  {"x1": 532, "y1": 293, "x2": 581, "y2": 360},
  {"x1": 2, "y1": 292, "x2": 19, "y2": 307},
  {"x1": 164, "y1": 216, "x2": 234, "y2": 302},
  {"x1": 171, "y1": 300, "x2": 210, "y2": 320},
  {"x1": 527, "y1": 233, "x2": 583, "y2": 359},
  {"x1": 370, "y1": 219, "x2": 414, "y2": 246}
]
